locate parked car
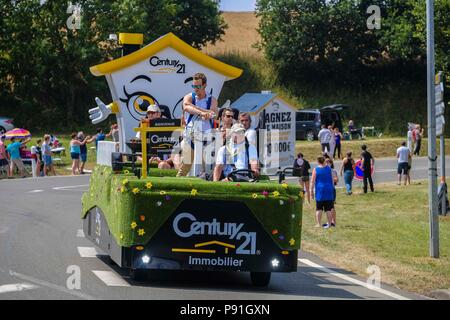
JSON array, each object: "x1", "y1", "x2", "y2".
[
  {"x1": 296, "y1": 104, "x2": 349, "y2": 141},
  {"x1": 0, "y1": 117, "x2": 14, "y2": 135}
]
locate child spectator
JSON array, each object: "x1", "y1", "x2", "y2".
[
  {"x1": 42, "y1": 134, "x2": 56, "y2": 176},
  {"x1": 293, "y1": 153, "x2": 311, "y2": 204},
  {"x1": 0, "y1": 135, "x2": 9, "y2": 177}
]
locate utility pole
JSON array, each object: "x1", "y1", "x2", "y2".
[{"x1": 426, "y1": 0, "x2": 439, "y2": 258}]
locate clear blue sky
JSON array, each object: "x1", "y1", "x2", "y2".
[{"x1": 220, "y1": 0, "x2": 256, "y2": 12}]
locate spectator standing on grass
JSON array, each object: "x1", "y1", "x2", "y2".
[
  {"x1": 0, "y1": 135, "x2": 10, "y2": 177},
  {"x1": 413, "y1": 124, "x2": 424, "y2": 156},
  {"x1": 7, "y1": 136, "x2": 31, "y2": 178},
  {"x1": 361, "y1": 145, "x2": 374, "y2": 193},
  {"x1": 326, "y1": 158, "x2": 338, "y2": 227},
  {"x1": 340, "y1": 151, "x2": 355, "y2": 195},
  {"x1": 42, "y1": 134, "x2": 56, "y2": 176},
  {"x1": 70, "y1": 132, "x2": 89, "y2": 175},
  {"x1": 333, "y1": 127, "x2": 343, "y2": 159},
  {"x1": 77, "y1": 132, "x2": 92, "y2": 175},
  {"x1": 94, "y1": 128, "x2": 106, "y2": 149},
  {"x1": 30, "y1": 139, "x2": 43, "y2": 177},
  {"x1": 293, "y1": 153, "x2": 311, "y2": 204},
  {"x1": 318, "y1": 125, "x2": 332, "y2": 155},
  {"x1": 397, "y1": 141, "x2": 411, "y2": 185},
  {"x1": 310, "y1": 156, "x2": 335, "y2": 229}
]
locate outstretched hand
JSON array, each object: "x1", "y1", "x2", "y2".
[{"x1": 88, "y1": 97, "x2": 112, "y2": 124}]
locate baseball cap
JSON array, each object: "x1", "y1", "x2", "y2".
[{"x1": 147, "y1": 104, "x2": 160, "y2": 113}]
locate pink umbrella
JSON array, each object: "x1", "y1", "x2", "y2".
[{"x1": 4, "y1": 128, "x2": 31, "y2": 140}]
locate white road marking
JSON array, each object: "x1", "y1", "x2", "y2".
[
  {"x1": 28, "y1": 190, "x2": 44, "y2": 193},
  {"x1": 76, "y1": 229, "x2": 85, "y2": 238},
  {"x1": 0, "y1": 283, "x2": 38, "y2": 294},
  {"x1": 9, "y1": 270, "x2": 96, "y2": 300},
  {"x1": 298, "y1": 258, "x2": 410, "y2": 300},
  {"x1": 53, "y1": 184, "x2": 89, "y2": 190},
  {"x1": 77, "y1": 247, "x2": 98, "y2": 258},
  {"x1": 92, "y1": 271, "x2": 131, "y2": 287}
]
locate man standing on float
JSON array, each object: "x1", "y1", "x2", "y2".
[{"x1": 177, "y1": 72, "x2": 218, "y2": 177}]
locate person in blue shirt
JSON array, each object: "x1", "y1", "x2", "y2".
[
  {"x1": 310, "y1": 156, "x2": 335, "y2": 229},
  {"x1": 94, "y1": 128, "x2": 106, "y2": 148},
  {"x1": 7, "y1": 137, "x2": 31, "y2": 178}
]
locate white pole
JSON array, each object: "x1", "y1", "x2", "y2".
[{"x1": 31, "y1": 158, "x2": 36, "y2": 178}]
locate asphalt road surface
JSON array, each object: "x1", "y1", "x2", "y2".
[{"x1": 0, "y1": 157, "x2": 440, "y2": 300}]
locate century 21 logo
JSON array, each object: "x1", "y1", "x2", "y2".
[
  {"x1": 172, "y1": 212, "x2": 257, "y2": 255},
  {"x1": 149, "y1": 56, "x2": 186, "y2": 74}
]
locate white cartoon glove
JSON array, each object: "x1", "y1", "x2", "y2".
[{"x1": 89, "y1": 97, "x2": 112, "y2": 125}]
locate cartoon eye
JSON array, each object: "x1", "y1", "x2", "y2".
[
  {"x1": 133, "y1": 95, "x2": 156, "y2": 113},
  {"x1": 120, "y1": 87, "x2": 159, "y2": 121}
]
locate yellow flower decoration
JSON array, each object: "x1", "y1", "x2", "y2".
[
  {"x1": 160, "y1": 191, "x2": 167, "y2": 195},
  {"x1": 252, "y1": 193, "x2": 258, "y2": 199},
  {"x1": 281, "y1": 183, "x2": 289, "y2": 189},
  {"x1": 191, "y1": 189, "x2": 198, "y2": 196},
  {"x1": 131, "y1": 221, "x2": 137, "y2": 229},
  {"x1": 146, "y1": 182, "x2": 153, "y2": 189},
  {"x1": 119, "y1": 233, "x2": 124, "y2": 240},
  {"x1": 289, "y1": 238, "x2": 295, "y2": 246},
  {"x1": 122, "y1": 179, "x2": 129, "y2": 186},
  {"x1": 120, "y1": 186, "x2": 126, "y2": 193},
  {"x1": 272, "y1": 191, "x2": 280, "y2": 197},
  {"x1": 123, "y1": 170, "x2": 130, "y2": 174},
  {"x1": 138, "y1": 229, "x2": 145, "y2": 236},
  {"x1": 132, "y1": 187, "x2": 140, "y2": 195}
]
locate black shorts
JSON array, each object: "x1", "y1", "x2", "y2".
[
  {"x1": 398, "y1": 162, "x2": 409, "y2": 174},
  {"x1": 316, "y1": 200, "x2": 334, "y2": 211}
]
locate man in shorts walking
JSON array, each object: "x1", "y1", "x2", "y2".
[{"x1": 397, "y1": 141, "x2": 411, "y2": 185}]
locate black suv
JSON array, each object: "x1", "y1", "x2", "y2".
[{"x1": 296, "y1": 104, "x2": 349, "y2": 141}]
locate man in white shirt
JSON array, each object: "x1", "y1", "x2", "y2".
[
  {"x1": 177, "y1": 72, "x2": 218, "y2": 177},
  {"x1": 318, "y1": 125, "x2": 332, "y2": 154},
  {"x1": 397, "y1": 141, "x2": 411, "y2": 185},
  {"x1": 213, "y1": 123, "x2": 259, "y2": 182},
  {"x1": 238, "y1": 112, "x2": 257, "y2": 147}
]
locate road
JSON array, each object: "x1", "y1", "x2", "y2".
[{"x1": 0, "y1": 157, "x2": 437, "y2": 300}]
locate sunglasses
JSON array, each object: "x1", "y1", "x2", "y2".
[
  {"x1": 191, "y1": 84, "x2": 203, "y2": 89},
  {"x1": 225, "y1": 114, "x2": 234, "y2": 118}
]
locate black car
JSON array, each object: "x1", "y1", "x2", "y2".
[{"x1": 296, "y1": 104, "x2": 349, "y2": 141}]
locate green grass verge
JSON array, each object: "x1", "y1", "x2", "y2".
[{"x1": 301, "y1": 179, "x2": 450, "y2": 296}]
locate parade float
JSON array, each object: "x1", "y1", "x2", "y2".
[{"x1": 81, "y1": 33, "x2": 303, "y2": 286}]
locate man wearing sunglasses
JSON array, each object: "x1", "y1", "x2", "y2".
[{"x1": 177, "y1": 73, "x2": 218, "y2": 177}]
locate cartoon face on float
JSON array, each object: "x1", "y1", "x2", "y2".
[{"x1": 89, "y1": 33, "x2": 242, "y2": 153}]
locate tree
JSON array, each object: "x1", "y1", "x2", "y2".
[{"x1": 0, "y1": 0, "x2": 226, "y2": 130}]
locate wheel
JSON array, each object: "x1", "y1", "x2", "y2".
[
  {"x1": 250, "y1": 272, "x2": 271, "y2": 287},
  {"x1": 130, "y1": 269, "x2": 147, "y2": 281},
  {"x1": 306, "y1": 131, "x2": 315, "y2": 142},
  {"x1": 0, "y1": 126, "x2": 5, "y2": 135}
]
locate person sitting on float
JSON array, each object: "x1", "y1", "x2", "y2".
[{"x1": 213, "y1": 123, "x2": 259, "y2": 182}]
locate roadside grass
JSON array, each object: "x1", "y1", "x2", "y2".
[
  {"x1": 301, "y1": 179, "x2": 450, "y2": 296},
  {"x1": 296, "y1": 137, "x2": 450, "y2": 160}
]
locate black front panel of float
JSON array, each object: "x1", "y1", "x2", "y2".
[{"x1": 134, "y1": 199, "x2": 297, "y2": 272}]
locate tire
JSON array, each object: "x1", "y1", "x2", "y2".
[
  {"x1": 306, "y1": 131, "x2": 315, "y2": 142},
  {"x1": 130, "y1": 269, "x2": 147, "y2": 281},
  {"x1": 0, "y1": 126, "x2": 5, "y2": 135},
  {"x1": 250, "y1": 272, "x2": 271, "y2": 287}
]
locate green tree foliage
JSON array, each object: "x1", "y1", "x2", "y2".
[{"x1": 0, "y1": 0, "x2": 226, "y2": 131}]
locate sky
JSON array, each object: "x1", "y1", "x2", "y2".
[{"x1": 220, "y1": 0, "x2": 256, "y2": 12}]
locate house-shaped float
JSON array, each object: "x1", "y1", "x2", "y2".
[
  {"x1": 231, "y1": 92, "x2": 297, "y2": 172},
  {"x1": 89, "y1": 32, "x2": 243, "y2": 152}
]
